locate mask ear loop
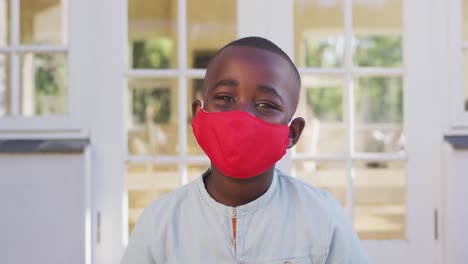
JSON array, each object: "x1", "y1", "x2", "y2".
[
  {"x1": 287, "y1": 116, "x2": 294, "y2": 126},
  {"x1": 200, "y1": 100, "x2": 204, "y2": 110}
]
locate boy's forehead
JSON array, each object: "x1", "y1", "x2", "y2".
[
  {"x1": 213, "y1": 46, "x2": 288, "y2": 68},
  {"x1": 204, "y1": 45, "x2": 301, "y2": 115},
  {"x1": 206, "y1": 46, "x2": 295, "y2": 84},
  {"x1": 206, "y1": 46, "x2": 294, "y2": 91}
]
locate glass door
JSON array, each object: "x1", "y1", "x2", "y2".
[
  {"x1": 283, "y1": 0, "x2": 439, "y2": 263},
  {"x1": 125, "y1": 0, "x2": 237, "y2": 238},
  {"x1": 292, "y1": 0, "x2": 405, "y2": 240},
  {"x1": 117, "y1": 0, "x2": 441, "y2": 263}
]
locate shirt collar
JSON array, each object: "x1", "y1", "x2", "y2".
[{"x1": 195, "y1": 168, "x2": 279, "y2": 217}]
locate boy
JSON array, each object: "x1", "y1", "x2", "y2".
[{"x1": 122, "y1": 37, "x2": 370, "y2": 264}]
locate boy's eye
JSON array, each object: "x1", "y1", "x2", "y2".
[
  {"x1": 213, "y1": 95, "x2": 235, "y2": 108},
  {"x1": 257, "y1": 103, "x2": 273, "y2": 108},
  {"x1": 215, "y1": 95, "x2": 233, "y2": 102},
  {"x1": 256, "y1": 102, "x2": 278, "y2": 112}
]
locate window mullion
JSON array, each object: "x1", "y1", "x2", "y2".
[
  {"x1": 10, "y1": 0, "x2": 19, "y2": 47},
  {"x1": 15, "y1": 45, "x2": 68, "y2": 53},
  {"x1": 10, "y1": 0, "x2": 20, "y2": 116},
  {"x1": 344, "y1": 0, "x2": 355, "y2": 220},
  {"x1": 177, "y1": 0, "x2": 188, "y2": 186},
  {"x1": 126, "y1": 69, "x2": 206, "y2": 79}
]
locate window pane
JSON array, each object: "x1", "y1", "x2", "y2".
[
  {"x1": 0, "y1": 0, "x2": 9, "y2": 46},
  {"x1": 354, "y1": 35, "x2": 402, "y2": 67},
  {"x1": 20, "y1": 52, "x2": 68, "y2": 116},
  {"x1": 0, "y1": 53, "x2": 9, "y2": 116},
  {"x1": 187, "y1": 0, "x2": 237, "y2": 69},
  {"x1": 294, "y1": 0, "x2": 345, "y2": 68},
  {"x1": 127, "y1": 163, "x2": 178, "y2": 234},
  {"x1": 354, "y1": 161, "x2": 406, "y2": 240},
  {"x1": 294, "y1": 161, "x2": 347, "y2": 207},
  {"x1": 295, "y1": 75, "x2": 346, "y2": 155},
  {"x1": 128, "y1": 0, "x2": 177, "y2": 69},
  {"x1": 353, "y1": 0, "x2": 402, "y2": 67},
  {"x1": 20, "y1": 0, "x2": 67, "y2": 45},
  {"x1": 187, "y1": 78, "x2": 204, "y2": 155},
  {"x1": 127, "y1": 78, "x2": 178, "y2": 156},
  {"x1": 355, "y1": 77, "x2": 404, "y2": 153}
]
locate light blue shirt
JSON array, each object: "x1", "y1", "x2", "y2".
[{"x1": 122, "y1": 169, "x2": 370, "y2": 264}]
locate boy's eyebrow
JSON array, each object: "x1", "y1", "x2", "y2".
[
  {"x1": 209, "y1": 80, "x2": 284, "y2": 104},
  {"x1": 210, "y1": 79, "x2": 239, "y2": 91},
  {"x1": 257, "y1": 85, "x2": 284, "y2": 104}
]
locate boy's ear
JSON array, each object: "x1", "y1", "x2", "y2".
[
  {"x1": 287, "y1": 117, "x2": 305, "y2": 149},
  {"x1": 192, "y1": 99, "x2": 203, "y2": 118}
]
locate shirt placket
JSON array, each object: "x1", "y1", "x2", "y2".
[
  {"x1": 230, "y1": 207, "x2": 237, "y2": 253},
  {"x1": 233, "y1": 208, "x2": 248, "y2": 264}
]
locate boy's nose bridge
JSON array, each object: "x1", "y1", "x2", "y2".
[{"x1": 234, "y1": 100, "x2": 259, "y2": 118}]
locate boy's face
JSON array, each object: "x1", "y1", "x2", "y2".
[
  {"x1": 192, "y1": 45, "x2": 305, "y2": 149},
  {"x1": 196, "y1": 46, "x2": 300, "y2": 125}
]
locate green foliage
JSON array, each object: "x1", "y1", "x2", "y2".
[
  {"x1": 305, "y1": 37, "x2": 344, "y2": 68},
  {"x1": 132, "y1": 88, "x2": 171, "y2": 124},
  {"x1": 306, "y1": 77, "x2": 403, "y2": 124},
  {"x1": 355, "y1": 35, "x2": 402, "y2": 67},
  {"x1": 131, "y1": 37, "x2": 175, "y2": 125},
  {"x1": 34, "y1": 54, "x2": 67, "y2": 115},
  {"x1": 306, "y1": 87, "x2": 343, "y2": 122},
  {"x1": 355, "y1": 77, "x2": 403, "y2": 123},
  {"x1": 132, "y1": 37, "x2": 173, "y2": 69},
  {"x1": 304, "y1": 35, "x2": 403, "y2": 124}
]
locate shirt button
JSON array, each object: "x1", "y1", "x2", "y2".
[{"x1": 231, "y1": 209, "x2": 237, "y2": 217}]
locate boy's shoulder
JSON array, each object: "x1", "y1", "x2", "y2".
[
  {"x1": 148, "y1": 177, "x2": 199, "y2": 208},
  {"x1": 275, "y1": 170, "x2": 346, "y2": 222},
  {"x1": 140, "y1": 178, "x2": 201, "y2": 220}
]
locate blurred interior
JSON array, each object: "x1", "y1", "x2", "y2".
[
  {"x1": 0, "y1": 0, "x2": 68, "y2": 117},
  {"x1": 125, "y1": 0, "x2": 406, "y2": 240}
]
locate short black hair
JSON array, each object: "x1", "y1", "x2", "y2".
[{"x1": 207, "y1": 36, "x2": 301, "y2": 88}]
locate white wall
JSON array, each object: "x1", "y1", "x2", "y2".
[
  {"x1": 0, "y1": 152, "x2": 91, "y2": 264},
  {"x1": 444, "y1": 145, "x2": 468, "y2": 264}
]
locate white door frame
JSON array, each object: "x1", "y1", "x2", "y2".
[
  {"x1": 82, "y1": 0, "x2": 127, "y2": 263},
  {"x1": 262, "y1": 0, "x2": 442, "y2": 263},
  {"x1": 90, "y1": 0, "x2": 444, "y2": 263}
]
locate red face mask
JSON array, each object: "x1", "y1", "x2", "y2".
[{"x1": 192, "y1": 106, "x2": 290, "y2": 179}]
